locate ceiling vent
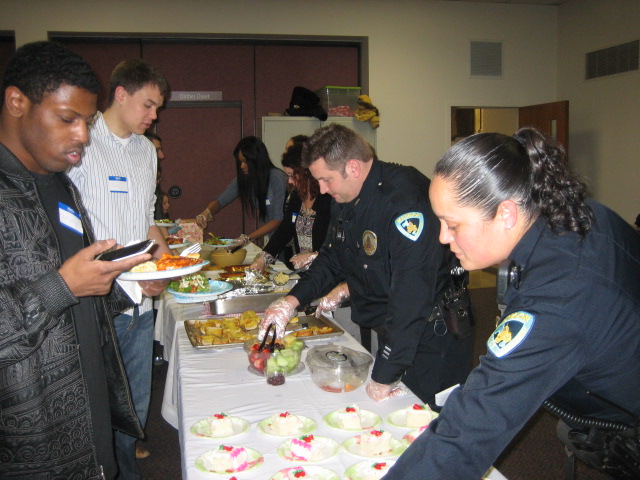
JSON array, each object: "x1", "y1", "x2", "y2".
[
  {"x1": 470, "y1": 41, "x2": 503, "y2": 78},
  {"x1": 585, "y1": 40, "x2": 639, "y2": 80}
]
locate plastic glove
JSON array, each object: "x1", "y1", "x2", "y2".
[
  {"x1": 250, "y1": 251, "x2": 275, "y2": 272},
  {"x1": 230, "y1": 234, "x2": 251, "y2": 249},
  {"x1": 366, "y1": 379, "x2": 409, "y2": 402},
  {"x1": 195, "y1": 209, "x2": 213, "y2": 228},
  {"x1": 257, "y1": 297, "x2": 296, "y2": 341},
  {"x1": 290, "y1": 252, "x2": 318, "y2": 270},
  {"x1": 316, "y1": 282, "x2": 349, "y2": 318}
]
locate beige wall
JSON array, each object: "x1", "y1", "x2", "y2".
[
  {"x1": 1, "y1": 0, "x2": 636, "y2": 222},
  {"x1": 557, "y1": 0, "x2": 639, "y2": 223}
]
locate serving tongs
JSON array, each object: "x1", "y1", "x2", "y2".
[{"x1": 258, "y1": 323, "x2": 278, "y2": 353}]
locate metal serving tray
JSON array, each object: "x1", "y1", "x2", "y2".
[
  {"x1": 208, "y1": 279, "x2": 298, "y2": 315},
  {"x1": 184, "y1": 312, "x2": 344, "y2": 350}
]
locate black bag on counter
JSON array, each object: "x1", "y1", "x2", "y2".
[{"x1": 285, "y1": 86, "x2": 327, "y2": 121}]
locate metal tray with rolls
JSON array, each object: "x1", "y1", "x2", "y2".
[{"x1": 184, "y1": 311, "x2": 345, "y2": 350}]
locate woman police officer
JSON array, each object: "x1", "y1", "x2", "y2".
[{"x1": 385, "y1": 127, "x2": 640, "y2": 479}]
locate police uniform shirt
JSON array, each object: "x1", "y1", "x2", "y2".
[
  {"x1": 385, "y1": 200, "x2": 640, "y2": 480},
  {"x1": 289, "y1": 159, "x2": 451, "y2": 385}
]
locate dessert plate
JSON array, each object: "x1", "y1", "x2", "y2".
[
  {"x1": 344, "y1": 459, "x2": 397, "y2": 480},
  {"x1": 258, "y1": 415, "x2": 316, "y2": 437},
  {"x1": 270, "y1": 466, "x2": 340, "y2": 480},
  {"x1": 118, "y1": 261, "x2": 209, "y2": 281},
  {"x1": 277, "y1": 436, "x2": 341, "y2": 462},
  {"x1": 195, "y1": 446, "x2": 263, "y2": 474},
  {"x1": 386, "y1": 408, "x2": 438, "y2": 429},
  {"x1": 341, "y1": 436, "x2": 406, "y2": 459},
  {"x1": 323, "y1": 409, "x2": 381, "y2": 432},
  {"x1": 202, "y1": 239, "x2": 235, "y2": 249},
  {"x1": 190, "y1": 416, "x2": 250, "y2": 438}
]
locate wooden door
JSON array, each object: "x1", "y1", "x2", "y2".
[{"x1": 519, "y1": 100, "x2": 569, "y2": 152}]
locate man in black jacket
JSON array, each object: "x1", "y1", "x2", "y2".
[{"x1": 0, "y1": 41, "x2": 151, "y2": 479}]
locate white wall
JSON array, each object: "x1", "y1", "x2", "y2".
[
  {"x1": 557, "y1": 0, "x2": 639, "y2": 223},
  {"x1": 2, "y1": 0, "x2": 636, "y2": 221}
]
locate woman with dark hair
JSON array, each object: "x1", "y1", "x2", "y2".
[
  {"x1": 250, "y1": 142, "x2": 332, "y2": 271},
  {"x1": 386, "y1": 127, "x2": 640, "y2": 480},
  {"x1": 196, "y1": 136, "x2": 287, "y2": 247}
]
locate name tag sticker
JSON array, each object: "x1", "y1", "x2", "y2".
[
  {"x1": 58, "y1": 202, "x2": 83, "y2": 235},
  {"x1": 108, "y1": 175, "x2": 128, "y2": 193},
  {"x1": 265, "y1": 197, "x2": 271, "y2": 206},
  {"x1": 291, "y1": 212, "x2": 298, "y2": 223}
]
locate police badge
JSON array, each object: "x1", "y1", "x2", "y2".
[{"x1": 363, "y1": 230, "x2": 377, "y2": 255}]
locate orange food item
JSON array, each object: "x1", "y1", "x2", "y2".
[{"x1": 155, "y1": 253, "x2": 202, "y2": 271}]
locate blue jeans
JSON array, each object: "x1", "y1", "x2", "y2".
[{"x1": 113, "y1": 307, "x2": 154, "y2": 480}]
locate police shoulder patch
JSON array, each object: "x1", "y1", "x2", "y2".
[
  {"x1": 394, "y1": 212, "x2": 424, "y2": 241},
  {"x1": 487, "y1": 311, "x2": 535, "y2": 358}
]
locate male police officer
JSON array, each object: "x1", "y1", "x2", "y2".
[{"x1": 259, "y1": 124, "x2": 473, "y2": 404}]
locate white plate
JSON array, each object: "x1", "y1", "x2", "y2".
[
  {"x1": 190, "y1": 416, "x2": 250, "y2": 438},
  {"x1": 344, "y1": 459, "x2": 396, "y2": 480},
  {"x1": 258, "y1": 414, "x2": 316, "y2": 437},
  {"x1": 168, "y1": 280, "x2": 233, "y2": 303},
  {"x1": 201, "y1": 239, "x2": 235, "y2": 250},
  {"x1": 155, "y1": 221, "x2": 176, "y2": 227},
  {"x1": 386, "y1": 407, "x2": 439, "y2": 429},
  {"x1": 341, "y1": 436, "x2": 406, "y2": 459},
  {"x1": 195, "y1": 446, "x2": 263, "y2": 474},
  {"x1": 118, "y1": 260, "x2": 209, "y2": 281},
  {"x1": 323, "y1": 409, "x2": 381, "y2": 432},
  {"x1": 402, "y1": 427, "x2": 428, "y2": 445},
  {"x1": 168, "y1": 242, "x2": 189, "y2": 250},
  {"x1": 277, "y1": 436, "x2": 341, "y2": 462},
  {"x1": 270, "y1": 466, "x2": 340, "y2": 480}
]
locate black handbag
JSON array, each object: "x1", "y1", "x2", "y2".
[{"x1": 285, "y1": 86, "x2": 327, "y2": 121}]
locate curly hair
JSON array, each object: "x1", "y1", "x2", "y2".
[
  {"x1": 434, "y1": 127, "x2": 594, "y2": 237},
  {"x1": 1, "y1": 41, "x2": 99, "y2": 110},
  {"x1": 281, "y1": 142, "x2": 320, "y2": 201},
  {"x1": 234, "y1": 136, "x2": 278, "y2": 221},
  {"x1": 107, "y1": 58, "x2": 169, "y2": 104}
]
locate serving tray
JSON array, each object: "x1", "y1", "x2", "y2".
[{"x1": 184, "y1": 312, "x2": 344, "y2": 350}]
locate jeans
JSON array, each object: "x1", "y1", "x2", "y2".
[{"x1": 113, "y1": 308, "x2": 154, "y2": 480}]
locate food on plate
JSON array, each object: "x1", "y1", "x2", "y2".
[
  {"x1": 337, "y1": 405, "x2": 363, "y2": 430},
  {"x1": 357, "y1": 430, "x2": 392, "y2": 457},
  {"x1": 168, "y1": 273, "x2": 209, "y2": 293},
  {"x1": 201, "y1": 445, "x2": 249, "y2": 472},
  {"x1": 404, "y1": 404, "x2": 435, "y2": 428},
  {"x1": 205, "y1": 413, "x2": 235, "y2": 437},
  {"x1": 270, "y1": 412, "x2": 305, "y2": 436},
  {"x1": 274, "y1": 466, "x2": 337, "y2": 479},
  {"x1": 204, "y1": 232, "x2": 226, "y2": 245},
  {"x1": 130, "y1": 253, "x2": 202, "y2": 273},
  {"x1": 155, "y1": 218, "x2": 173, "y2": 224},
  {"x1": 273, "y1": 271, "x2": 290, "y2": 286},
  {"x1": 292, "y1": 325, "x2": 334, "y2": 337},
  {"x1": 346, "y1": 461, "x2": 394, "y2": 480},
  {"x1": 290, "y1": 435, "x2": 322, "y2": 462},
  {"x1": 403, "y1": 425, "x2": 428, "y2": 444},
  {"x1": 165, "y1": 235, "x2": 184, "y2": 245},
  {"x1": 218, "y1": 271, "x2": 246, "y2": 281}
]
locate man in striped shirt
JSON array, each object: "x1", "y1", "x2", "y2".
[{"x1": 68, "y1": 59, "x2": 171, "y2": 480}]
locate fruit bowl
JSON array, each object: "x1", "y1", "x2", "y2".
[
  {"x1": 305, "y1": 344, "x2": 373, "y2": 393},
  {"x1": 244, "y1": 335, "x2": 305, "y2": 376}
]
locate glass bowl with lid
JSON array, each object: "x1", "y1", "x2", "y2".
[{"x1": 305, "y1": 344, "x2": 373, "y2": 393}]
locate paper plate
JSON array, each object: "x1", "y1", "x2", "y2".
[
  {"x1": 190, "y1": 416, "x2": 250, "y2": 438},
  {"x1": 344, "y1": 459, "x2": 396, "y2": 480},
  {"x1": 323, "y1": 409, "x2": 381, "y2": 432},
  {"x1": 154, "y1": 221, "x2": 176, "y2": 227},
  {"x1": 118, "y1": 260, "x2": 209, "y2": 281},
  {"x1": 258, "y1": 414, "x2": 316, "y2": 437},
  {"x1": 277, "y1": 436, "x2": 341, "y2": 462},
  {"x1": 195, "y1": 446, "x2": 263, "y2": 474},
  {"x1": 270, "y1": 466, "x2": 340, "y2": 480},
  {"x1": 386, "y1": 408, "x2": 438, "y2": 429},
  {"x1": 341, "y1": 436, "x2": 406, "y2": 459},
  {"x1": 202, "y1": 239, "x2": 235, "y2": 250},
  {"x1": 168, "y1": 280, "x2": 233, "y2": 303}
]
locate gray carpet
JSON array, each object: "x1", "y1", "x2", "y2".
[{"x1": 138, "y1": 287, "x2": 608, "y2": 479}]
